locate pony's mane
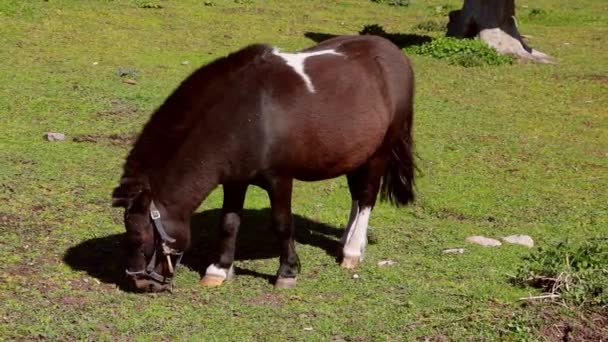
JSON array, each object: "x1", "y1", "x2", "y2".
[{"x1": 117, "y1": 44, "x2": 272, "y2": 192}]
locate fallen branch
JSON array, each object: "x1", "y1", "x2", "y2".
[{"x1": 519, "y1": 294, "x2": 561, "y2": 301}]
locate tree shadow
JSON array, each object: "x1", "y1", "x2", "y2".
[
  {"x1": 63, "y1": 208, "x2": 343, "y2": 289},
  {"x1": 305, "y1": 24, "x2": 432, "y2": 49}
]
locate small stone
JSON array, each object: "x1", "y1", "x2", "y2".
[
  {"x1": 92, "y1": 62, "x2": 98, "y2": 66},
  {"x1": 377, "y1": 260, "x2": 396, "y2": 266},
  {"x1": 44, "y1": 132, "x2": 65, "y2": 141},
  {"x1": 181, "y1": 60, "x2": 190, "y2": 65},
  {"x1": 502, "y1": 235, "x2": 534, "y2": 248},
  {"x1": 443, "y1": 248, "x2": 465, "y2": 254},
  {"x1": 352, "y1": 274, "x2": 360, "y2": 279},
  {"x1": 303, "y1": 327, "x2": 313, "y2": 331},
  {"x1": 123, "y1": 79, "x2": 137, "y2": 85},
  {"x1": 465, "y1": 236, "x2": 502, "y2": 247}
]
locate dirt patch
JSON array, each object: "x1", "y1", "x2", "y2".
[
  {"x1": 73, "y1": 133, "x2": 136, "y2": 147},
  {"x1": 553, "y1": 73, "x2": 608, "y2": 86},
  {"x1": 0, "y1": 213, "x2": 21, "y2": 229},
  {"x1": 248, "y1": 292, "x2": 283, "y2": 306},
  {"x1": 96, "y1": 99, "x2": 139, "y2": 121},
  {"x1": 433, "y1": 207, "x2": 469, "y2": 221},
  {"x1": 538, "y1": 307, "x2": 608, "y2": 341},
  {"x1": 588, "y1": 74, "x2": 608, "y2": 85}
]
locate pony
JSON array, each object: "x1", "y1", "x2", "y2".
[{"x1": 112, "y1": 35, "x2": 415, "y2": 292}]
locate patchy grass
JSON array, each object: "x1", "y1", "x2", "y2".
[
  {"x1": 0, "y1": 0, "x2": 607, "y2": 340},
  {"x1": 408, "y1": 36, "x2": 515, "y2": 66},
  {"x1": 513, "y1": 238, "x2": 608, "y2": 307}
]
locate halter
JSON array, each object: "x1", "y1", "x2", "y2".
[{"x1": 125, "y1": 200, "x2": 184, "y2": 289}]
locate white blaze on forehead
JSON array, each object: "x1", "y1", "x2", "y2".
[{"x1": 272, "y1": 48, "x2": 343, "y2": 93}]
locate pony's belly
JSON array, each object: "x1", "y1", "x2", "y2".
[{"x1": 285, "y1": 146, "x2": 377, "y2": 181}]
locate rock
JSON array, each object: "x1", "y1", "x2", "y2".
[
  {"x1": 465, "y1": 236, "x2": 502, "y2": 247},
  {"x1": 303, "y1": 327, "x2": 313, "y2": 331},
  {"x1": 44, "y1": 132, "x2": 65, "y2": 141},
  {"x1": 377, "y1": 260, "x2": 396, "y2": 266},
  {"x1": 443, "y1": 248, "x2": 465, "y2": 254},
  {"x1": 181, "y1": 60, "x2": 190, "y2": 65},
  {"x1": 352, "y1": 274, "x2": 360, "y2": 279},
  {"x1": 123, "y1": 79, "x2": 137, "y2": 85},
  {"x1": 502, "y1": 235, "x2": 534, "y2": 248}
]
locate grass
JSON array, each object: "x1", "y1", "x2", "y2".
[{"x1": 1, "y1": 0, "x2": 607, "y2": 340}]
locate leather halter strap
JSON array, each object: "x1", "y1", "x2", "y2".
[{"x1": 125, "y1": 200, "x2": 184, "y2": 288}]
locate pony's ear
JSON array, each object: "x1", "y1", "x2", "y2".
[
  {"x1": 128, "y1": 188, "x2": 151, "y2": 213},
  {"x1": 112, "y1": 185, "x2": 131, "y2": 208},
  {"x1": 112, "y1": 178, "x2": 151, "y2": 210}
]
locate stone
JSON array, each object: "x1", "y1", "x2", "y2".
[
  {"x1": 443, "y1": 248, "x2": 465, "y2": 254},
  {"x1": 123, "y1": 79, "x2": 137, "y2": 85},
  {"x1": 44, "y1": 132, "x2": 65, "y2": 141},
  {"x1": 377, "y1": 259, "x2": 396, "y2": 266},
  {"x1": 502, "y1": 235, "x2": 534, "y2": 248},
  {"x1": 465, "y1": 236, "x2": 502, "y2": 247}
]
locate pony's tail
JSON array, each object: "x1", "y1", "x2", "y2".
[{"x1": 380, "y1": 108, "x2": 416, "y2": 207}]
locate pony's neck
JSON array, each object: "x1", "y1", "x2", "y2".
[{"x1": 148, "y1": 164, "x2": 221, "y2": 219}]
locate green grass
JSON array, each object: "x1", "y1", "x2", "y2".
[{"x1": 1, "y1": 0, "x2": 607, "y2": 340}]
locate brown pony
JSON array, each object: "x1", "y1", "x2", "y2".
[{"x1": 112, "y1": 35, "x2": 415, "y2": 292}]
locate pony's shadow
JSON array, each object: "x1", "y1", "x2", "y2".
[
  {"x1": 63, "y1": 208, "x2": 343, "y2": 289},
  {"x1": 305, "y1": 24, "x2": 432, "y2": 49}
]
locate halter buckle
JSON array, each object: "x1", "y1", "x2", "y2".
[{"x1": 150, "y1": 210, "x2": 161, "y2": 220}]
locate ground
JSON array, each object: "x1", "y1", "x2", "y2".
[{"x1": 0, "y1": 0, "x2": 607, "y2": 340}]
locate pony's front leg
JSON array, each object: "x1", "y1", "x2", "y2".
[
  {"x1": 201, "y1": 183, "x2": 248, "y2": 287},
  {"x1": 268, "y1": 178, "x2": 300, "y2": 289}
]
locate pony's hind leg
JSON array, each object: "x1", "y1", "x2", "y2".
[
  {"x1": 266, "y1": 177, "x2": 300, "y2": 289},
  {"x1": 201, "y1": 183, "x2": 248, "y2": 287},
  {"x1": 341, "y1": 159, "x2": 385, "y2": 269}
]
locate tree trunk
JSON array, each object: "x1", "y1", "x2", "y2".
[{"x1": 446, "y1": 0, "x2": 555, "y2": 64}]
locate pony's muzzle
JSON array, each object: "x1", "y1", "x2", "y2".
[{"x1": 130, "y1": 276, "x2": 171, "y2": 293}]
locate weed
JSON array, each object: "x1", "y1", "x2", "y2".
[
  {"x1": 412, "y1": 20, "x2": 446, "y2": 32},
  {"x1": 528, "y1": 8, "x2": 548, "y2": 21},
  {"x1": 371, "y1": 0, "x2": 410, "y2": 7},
  {"x1": 408, "y1": 37, "x2": 514, "y2": 67},
  {"x1": 359, "y1": 24, "x2": 388, "y2": 36},
  {"x1": 513, "y1": 238, "x2": 608, "y2": 308},
  {"x1": 116, "y1": 67, "x2": 139, "y2": 79},
  {"x1": 134, "y1": 0, "x2": 163, "y2": 9}
]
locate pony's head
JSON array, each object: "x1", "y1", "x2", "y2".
[{"x1": 112, "y1": 180, "x2": 182, "y2": 292}]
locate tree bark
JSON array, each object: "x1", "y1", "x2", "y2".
[{"x1": 446, "y1": 0, "x2": 555, "y2": 64}]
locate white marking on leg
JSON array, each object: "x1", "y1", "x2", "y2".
[
  {"x1": 342, "y1": 205, "x2": 371, "y2": 261},
  {"x1": 272, "y1": 48, "x2": 343, "y2": 93},
  {"x1": 340, "y1": 200, "x2": 359, "y2": 245},
  {"x1": 205, "y1": 264, "x2": 235, "y2": 280}
]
